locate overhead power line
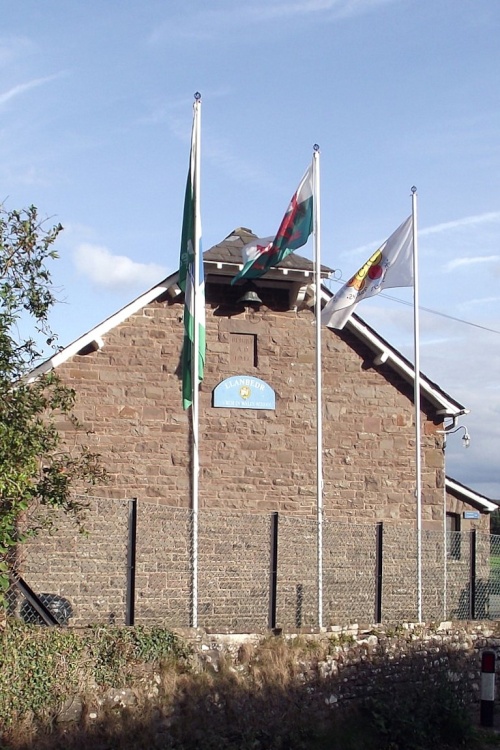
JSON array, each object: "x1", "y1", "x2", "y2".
[
  {"x1": 380, "y1": 291, "x2": 500, "y2": 335},
  {"x1": 326, "y1": 278, "x2": 500, "y2": 336}
]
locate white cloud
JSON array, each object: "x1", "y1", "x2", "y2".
[
  {"x1": 73, "y1": 243, "x2": 168, "y2": 291},
  {"x1": 0, "y1": 35, "x2": 34, "y2": 65},
  {"x1": 0, "y1": 163, "x2": 51, "y2": 188},
  {"x1": 149, "y1": 0, "x2": 400, "y2": 42},
  {"x1": 420, "y1": 211, "x2": 500, "y2": 237},
  {"x1": 322, "y1": 0, "x2": 402, "y2": 20},
  {"x1": 241, "y1": 0, "x2": 388, "y2": 22},
  {"x1": 0, "y1": 72, "x2": 65, "y2": 107},
  {"x1": 444, "y1": 255, "x2": 500, "y2": 272},
  {"x1": 162, "y1": 105, "x2": 273, "y2": 189},
  {"x1": 460, "y1": 296, "x2": 500, "y2": 309},
  {"x1": 387, "y1": 311, "x2": 500, "y2": 498},
  {"x1": 139, "y1": 89, "x2": 230, "y2": 128},
  {"x1": 204, "y1": 137, "x2": 272, "y2": 188},
  {"x1": 349, "y1": 210, "x2": 500, "y2": 259}
]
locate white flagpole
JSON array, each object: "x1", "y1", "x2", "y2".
[
  {"x1": 411, "y1": 186, "x2": 423, "y2": 623},
  {"x1": 313, "y1": 145, "x2": 323, "y2": 629},
  {"x1": 192, "y1": 93, "x2": 201, "y2": 628}
]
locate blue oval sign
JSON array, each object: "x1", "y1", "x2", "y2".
[{"x1": 213, "y1": 375, "x2": 276, "y2": 410}]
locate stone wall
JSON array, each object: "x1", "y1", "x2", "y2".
[
  {"x1": 52, "y1": 621, "x2": 500, "y2": 730},
  {"x1": 323, "y1": 519, "x2": 378, "y2": 624},
  {"x1": 191, "y1": 620, "x2": 498, "y2": 709},
  {"x1": 20, "y1": 285, "x2": 490, "y2": 629},
  {"x1": 135, "y1": 503, "x2": 192, "y2": 627},
  {"x1": 54, "y1": 291, "x2": 450, "y2": 523},
  {"x1": 16, "y1": 498, "x2": 129, "y2": 626}
]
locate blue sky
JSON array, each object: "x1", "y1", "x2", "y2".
[{"x1": 1, "y1": 0, "x2": 500, "y2": 498}]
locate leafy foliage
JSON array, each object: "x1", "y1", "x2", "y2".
[
  {"x1": 0, "y1": 204, "x2": 105, "y2": 601},
  {"x1": 86, "y1": 625, "x2": 191, "y2": 688},
  {"x1": 490, "y1": 509, "x2": 500, "y2": 536},
  {"x1": 0, "y1": 629, "x2": 484, "y2": 750},
  {"x1": 0, "y1": 623, "x2": 190, "y2": 728}
]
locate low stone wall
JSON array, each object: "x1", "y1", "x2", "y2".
[
  {"x1": 184, "y1": 620, "x2": 499, "y2": 711},
  {"x1": 3, "y1": 619, "x2": 499, "y2": 743}
]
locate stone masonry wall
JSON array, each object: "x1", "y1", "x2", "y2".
[
  {"x1": 19, "y1": 500, "x2": 490, "y2": 630},
  {"x1": 5, "y1": 621, "x2": 498, "y2": 736},
  {"x1": 192, "y1": 620, "x2": 497, "y2": 708},
  {"x1": 54, "y1": 292, "x2": 447, "y2": 522},
  {"x1": 134, "y1": 503, "x2": 192, "y2": 628},
  {"x1": 19, "y1": 288, "x2": 491, "y2": 630},
  {"x1": 18, "y1": 497, "x2": 129, "y2": 626}
]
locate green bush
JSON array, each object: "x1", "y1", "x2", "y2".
[
  {"x1": 0, "y1": 626, "x2": 481, "y2": 750},
  {"x1": 0, "y1": 622, "x2": 189, "y2": 728}
]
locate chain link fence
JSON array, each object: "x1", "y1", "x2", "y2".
[
  {"x1": 6, "y1": 495, "x2": 500, "y2": 630},
  {"x1": 489, "y1": 534, "x2": 500, "y2": 619},
  {"x1": 6, "y1": 495, "x2": 130, "y2": 626},
  {"x1": 323, "y1": 519, "x2": 378, "y2": 625}
]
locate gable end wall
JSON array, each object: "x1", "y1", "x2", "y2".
[{"x1": 54, "y1": 293, "x2": 454, "y2": 527}]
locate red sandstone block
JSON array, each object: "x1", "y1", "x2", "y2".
[
  {"x1": 142, "y1": 407, "x2": 166, "y2": 420},
  {"x1": 67, "y1": 369, "x2": 98, "y2": 380}
]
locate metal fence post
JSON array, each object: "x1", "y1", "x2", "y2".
[
  {"x1": 470, "y1": 529, "x2": 477, "y2": 620},
  {"x1": 375, "y1": 522, "x2": 383, "y2": 623},
  {"x1": 269, "y1": 512, "x2": 279, "y2": 629},
  {"x1": 126, "y1": 498, "x2": 138, "y2": 626}
]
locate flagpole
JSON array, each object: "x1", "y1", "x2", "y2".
[
  {"x1": 313, "y1": 144, "x2": 323, "y2": 629},
  {"x1": 192, "y1": 93, "x2": 201, "y2": 628},
  {"x1": 411, "y1": 186, "x2": 423, "y2": 624}
]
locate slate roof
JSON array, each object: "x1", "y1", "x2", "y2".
[
  {"x1": 26, "y1": 227, "x2": 466, "y2": 419},
  {"x1": 204, "y1": 227, "x2": 332, "y2": 277}
]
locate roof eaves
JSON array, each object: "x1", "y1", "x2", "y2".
[
  {"x1": 322, "y1": 287, "x2": 470, "y2": 417},
  {"x1": 26, "y1": 262, "x2": 469, "y2": 425},
  {"x1": 348, "y1": 315, "x2": 466, "y2": 417},
  {"x1": 203, "y1": 256, "x2": 332, "y2": 280},
  {"x1": 204, "y1": 259, "x2": 318, "y2": 280},
  {"x1": 319, "y1": 286, "x2": 467, "y2": 418},
  {"x1": 445, "y1": 476, "x2": 498, "y2": 513},
  {"x1": 26, "y1": 272, "x2": 178, "y2": 382}
]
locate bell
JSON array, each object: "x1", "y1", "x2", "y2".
[{"x1": 236, "y1": 286, "x2": 263, "y2": 306}]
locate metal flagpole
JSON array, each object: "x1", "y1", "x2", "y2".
[
  {"x1": 313, "y1": 144, "x2": 323, "y2": 629},
  {"x1": 411, "y1": 186, "x2": 423, "y2": 623},
  {"x1": 443, "y1": 476, "x2": 447, "y2": 619},
  {"x1": 192, "y1": 94, "x2": 202, "y2": 628}
]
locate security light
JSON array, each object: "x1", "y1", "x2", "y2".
[{"x1": 437, "y1": 423, "x2": 471, "y2": 449}]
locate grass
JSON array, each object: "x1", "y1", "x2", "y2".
[{"x1": 490, "y1": 553, "x2": 500, "y2": 581}]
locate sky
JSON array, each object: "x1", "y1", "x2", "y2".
[{"x1": 1, "y1": 0, "x2": 499, "y2": 498}]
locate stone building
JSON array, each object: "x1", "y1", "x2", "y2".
[{"x1": 21, "y1": 227, "x2": 496, "y2": 629}]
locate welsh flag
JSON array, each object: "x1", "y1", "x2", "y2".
[{"x1": 231, "y1": 165, "x2": 313, "y2": 284}]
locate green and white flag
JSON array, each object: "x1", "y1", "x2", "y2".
[{"x1": 179, "y1": 98, "x2": 205, "y2": 410}]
